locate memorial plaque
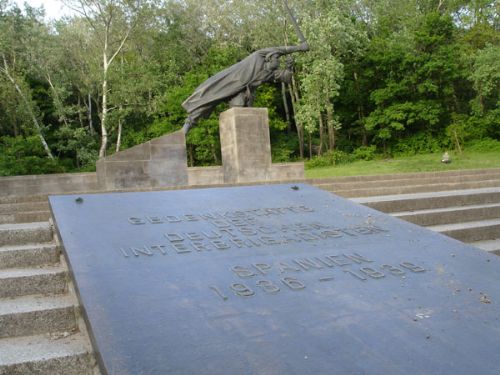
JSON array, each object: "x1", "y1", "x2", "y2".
[{"x1": 49, "y1": 184, "x2": 500, "y2": 375}]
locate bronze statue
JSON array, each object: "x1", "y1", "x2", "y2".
[{"x1": 181, "y1": 0, "x2": 308, "y2": 134}]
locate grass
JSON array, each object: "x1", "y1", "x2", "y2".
[{"x1": 305, "y1": 150, "x2": 500, "y2": 179}]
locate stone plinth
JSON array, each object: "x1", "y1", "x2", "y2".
[
  {"x1": 96, "y1": 131, "x2": 188, "y2": 190},
  {"x1": 220, "y1": 108, "x2": 272, "y2": 183}
]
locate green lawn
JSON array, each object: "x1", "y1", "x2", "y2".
[{"x1": 305, "y1": 151, "x2": 500, "y2": 179}]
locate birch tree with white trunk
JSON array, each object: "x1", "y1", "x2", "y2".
[{"x1": 63, "y1": 0, "x2": 148, "y2": 158}]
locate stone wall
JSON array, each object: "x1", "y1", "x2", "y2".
[
  {"x1": 0, "y1": 108, "x2": 304, "y2": 197},
  {"x1": 0, "y1": 173, "x2": 99, "y2": 198}
]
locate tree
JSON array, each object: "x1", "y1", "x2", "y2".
[
  {"x1": 0, "y1": 2, "x2": 54, "y2": 158},
  {"x1": 295, "y1": 0, "x2": 367, "y2": 154},
  {"x1": 63, "y1": 0, "x2": 151, "y2": 157}
]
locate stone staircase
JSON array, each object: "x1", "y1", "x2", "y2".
[
  {"x1": 0, "y1": 195, "x2": 51, "y2": 225},
  {"x1": 0, "y1": 202, "x2": 97, "y2": 374},
  {"x1": 309, "y1": 168, "x2": 500, "y2": 255},
  {"x1": 352, "y1": 188, "x2": 500, "y2": 255},
  {"x1": 309, "y1": 168, "x2": 500, "y2": 198}
]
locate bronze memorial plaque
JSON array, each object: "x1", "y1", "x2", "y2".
[{"x1": 49, "y1": 184, "x2": 500, "y2": 374}]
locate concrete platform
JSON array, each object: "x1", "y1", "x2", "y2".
[
  {"x1": 0, "y1": 331, "x2": 94, "y2": 375},
  {"x1": 428, "y1": 218, "x2": 500, "y2": 242},
  {"x1": 0, "y1": 201, "x2": 49, "y2": 214},
  {"x1": 335, "y1": 179, "x2": 500, "y2": 197},
  {"x1": 0, "y1": 264, "x2": 67, "y2": 298},
  {"x1": 314, "y1": 171, "x2": 500, "y2": 191},
  {"x1": 393, "y1": 203, "x2": 500, "y2": 226},
  {"x1": 0, "y1": 294, "x2": 77, "y2": 338},
  {"x1": 471, "y1": 239, "x2": 500, "y2": 255},
  {"x1": 0, "y1": 222, "x2": 53, "y2": 247},
  {"x1": 0, "y1": 211, "x2": 52, "y2": 225},
  {"x1": 0, "y1": 243, "x2": 60, "y2": 269},
  {"x1": 353, "y1": 188, "x2": 500, "y2": 212}
]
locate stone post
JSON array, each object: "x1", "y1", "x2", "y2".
[{"x1": 219, "y1": 108, "x2": 272, "y2": 183}]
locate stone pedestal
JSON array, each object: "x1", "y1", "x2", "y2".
[
  {"x1": 220, "y1": 108, "x2": 272, "y2": 183},
  {"x1": 96, "y1": 130, "x2": 188, "y2": 190},
  {"x1": 95, "y1": 108, "x2": 303, "y2": 190}
]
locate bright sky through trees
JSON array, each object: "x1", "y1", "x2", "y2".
[{"x1": 13, "y1": 0, "x2": 73, "y2": 19}]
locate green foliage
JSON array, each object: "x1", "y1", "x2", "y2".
[
  {"x1": 186, "y1": 119, "x2": 221, "y2": 166},
  {"x1": 366, "y1": 101, "x2": 442, "y2": 143},
  {"x1": 0, "y1": 136, "x2": 65, "y2": 176},
  {"x1": 53, "y1": 126, "x2": 98, "y2": 170},
  {"x1": 271, "y1": 132, "x2": 299, "y2": 162},
  {"x1": 392, "y1": 131, "x2": 445, "y2": 156},
  {"x1": 466, "y1": 138, "x2": 500, "y2": 153},
  {"x1": 305, "y1": 150, "x2": 353, "y2": 169},
  {"x1": 351, "y1": 145, "x2": 377, "y2": 161}
]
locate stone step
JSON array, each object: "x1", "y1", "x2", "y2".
[
  {"x1": 0, "y1": 201, "x2": 49, "y2": 214},
  {"x1": 0, "y1": 211, "x2": 51, "y2": 224},
  {"x1": 0, "y1": 222, "x2": 53, "y2": 247},
  {"x1": 0, "y1": 331, "x2": 94, "y2": 374},
  {"x1": 0, "y1": 243, "x2": 60, "y2": 269},
  {"x1": 0, "y1": 294, "x2": 77, "y2": 339},
  {"x1": 393, "y1": 203, "x2": 500, "y2": 226},
  {"x1": 307, "y1": 167, "x2": 500, "y2": 185},
  {"x1": 333, "y1": 179, "x2": 500, "y2": 198},
  {"x1": 353, "y1": 188, "x2": 500, "y2": 213},
  {"x1": 471, "y1": 239, "x2": 500, "y2": 256},
  {"x1": 0, "y1": 194, "x2": 48, "y2": 204},
  {"x1": 0, "y1": 264, "x2": 67, "y2": 298},
  {"x1": 313, "y1": 172, "x2": 500, "y2": 191},
  {"x1": 428, "y1": 218, "x2": 500, "y2": 243}
]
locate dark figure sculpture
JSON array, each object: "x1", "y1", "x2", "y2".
[
  {"x1": 181, "y1": 42, "x2": 309, "y2": 134},
  {"x1": 181, "y1": 0, "x2": 308, "y2": 134}
]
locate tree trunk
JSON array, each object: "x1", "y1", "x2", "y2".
[
  {"x1": 353, "y1": 71, "x2": 366, "y2": 147},
  {"x1": 289, "y1": 79, "x2": 304, "y2": 158},
  {"x1": 318, "y1": 112, "x2": 324, "y2": 155},
  {"x1": 308, "y1": 131, "x2": 312, "y2": 159},
  {"x1": 98, "y1": 21, "x2": 131, "y2": 158},
  {"x1": 281, "y1": 82, "x2": 291, "y2": 133},
  {"x1": 99, "y1": 78, "x2": 108, "y2": 157},
  {"x1": 88, "y1": 93, "x2": 95, "y2": 135},
  {"x1": 116, "y1": 117, "x2": 122, "y2": 153},
  {"x1": 453, "y1": 130, "x2": 462, "y2": 154},
  {"x1": 46, "y1": 73, "x2": 69, "y2": 127},
  {"x1": 77, "y1": 96, "x2": 85, "y2": 128},
  {"x1": 1, "y1": 56, "x2": 54, "y2": 159},
  {"x1": 326, "y1": 105, "x2": 336, "y2": 150},
  {"x1": 99, "y1": 48, "x2": 109, "y2": 158}
]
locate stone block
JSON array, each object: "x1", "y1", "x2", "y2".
[
  {"x1": 269, "y1": 162, "x2": 305, "y2": 181},
  {"x1": 96, "y1": 131, "x2": 188, "y2": 190},
  {"x1": 220, "y1": 108, "x2": 272, "y2": 183},
  {"x1": 187, "y1": 167, "x2": 224, "y2": 186}
]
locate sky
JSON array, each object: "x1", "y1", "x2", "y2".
[{"x1": 13, "y1": 0, "x2": 75, "y2": 20}]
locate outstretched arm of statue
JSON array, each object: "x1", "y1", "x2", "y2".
[
  {"x1": 283, "y1": 42, "x2": 309, "y2": 54},
  {"x1": 260, "y1": 42, "x2": 309, "y2": 57}
]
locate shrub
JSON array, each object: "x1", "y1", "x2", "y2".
[
  {"x1": 0, "y1": 136, "x2": 66, "y2": 176},
  {"x1": 466, "y1": 138, "x2": 500, "y2": 152},
  {"x1": 352, "y1": 145, "x2": 377, "y2": 161},
  {"x1": 305, "y1": 150, "x2": 354, "y2": 169},
  {"x1": 392, "y1": 132, "x2": 445, "y2": 156}
]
